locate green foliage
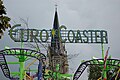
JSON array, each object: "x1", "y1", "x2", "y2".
[
  {"x1": 88, "y1": 65, "x2": 119, "y2": 80},
  {"x1": 0, "y1": 0, "x2": 11, "y2": 39},
  {"x1": 88, "y1": 65, "x2": 102, "y2": 80}
]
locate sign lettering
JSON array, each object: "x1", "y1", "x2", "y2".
[{"x1": 9, "y1": 24, "x2": 108, "y2": 44}]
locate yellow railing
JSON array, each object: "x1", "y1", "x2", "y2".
[
  {"x1": 97, "y1": 77, "x2": 101, "y2": 80},
  {"x1": 25, "y1": 59, "x2": 37, "y2": 69},
  {"x1": 25, "y1": 73, "x2": 33, "y2": 80},
  {"x1": 115, "y1": 68, "x2": 120, "y2": 80}
]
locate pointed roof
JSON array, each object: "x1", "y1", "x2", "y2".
[
  {"x1": 51, "y1": 8, "x2": 60, "y2": 49},
  {"x1": 53, "y1": 8, "x2": 59, "y2": 29}
]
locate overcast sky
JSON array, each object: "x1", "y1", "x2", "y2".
[{"x1": 0, "y1": 0, "x2": 120, "y2": 80}]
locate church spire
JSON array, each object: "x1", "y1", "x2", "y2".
[
  {"x1": 53, "y1": 5, "x2": 59, "y2": 29},
  {"x1": 51, "y1": 6, "x2": 60, "y2": 48},
  {"x1": 48, "y1": 6, "x2": 69, "y2": 74}
]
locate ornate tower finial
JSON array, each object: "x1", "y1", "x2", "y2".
[{"x1": 55, "y1": 4, "x2": 58, "y2": 11}]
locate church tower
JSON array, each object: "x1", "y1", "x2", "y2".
[{"x1": 47, "y1": 8, "x2": 69, "y2": 74}]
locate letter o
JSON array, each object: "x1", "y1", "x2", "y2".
[
  {"x1": 68, "y1": 30, "x2": 75, "y2": 43},
  {"x1": 40, "y1": 29, "x2": 48, "y2": 42}
]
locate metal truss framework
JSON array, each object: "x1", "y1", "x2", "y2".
[
  {"x1": 73, "y1": 59, "x2": 120, "y2": 80},
  {"x1": 0, "y1": 48, "x2": 46, "y2": 79}
]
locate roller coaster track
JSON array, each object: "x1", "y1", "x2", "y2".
[
  {"x1": 0, "y1": 53, "x2": 11, "y2": 79},
  {"x1": 0, "y1": 48, "x2": 46, "y2": 79},
  {"x1": 73, "y1": 59, "x2": 120, "y2": 80}
]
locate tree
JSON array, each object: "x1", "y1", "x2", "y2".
[
  {"x1": 88, "y1": 65, "x2": 102, "y2": 80},
  {"x1": 0, "y1": 0, "x2": 11, "y2": 39},
  {"x1": 88, "y1": 65, "x2": 120, "y2": 80}
]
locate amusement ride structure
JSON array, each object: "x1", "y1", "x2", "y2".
[{"x1": 0, "y1": 6, "x2": 120, "y2": 80}]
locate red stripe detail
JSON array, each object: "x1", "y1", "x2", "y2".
[
  {"x1": 104, "y1": 78, "x2": 107, "y2": 80},
  {"x1": 104, "y1": 47, "x2": 110, "y2": 69}
]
